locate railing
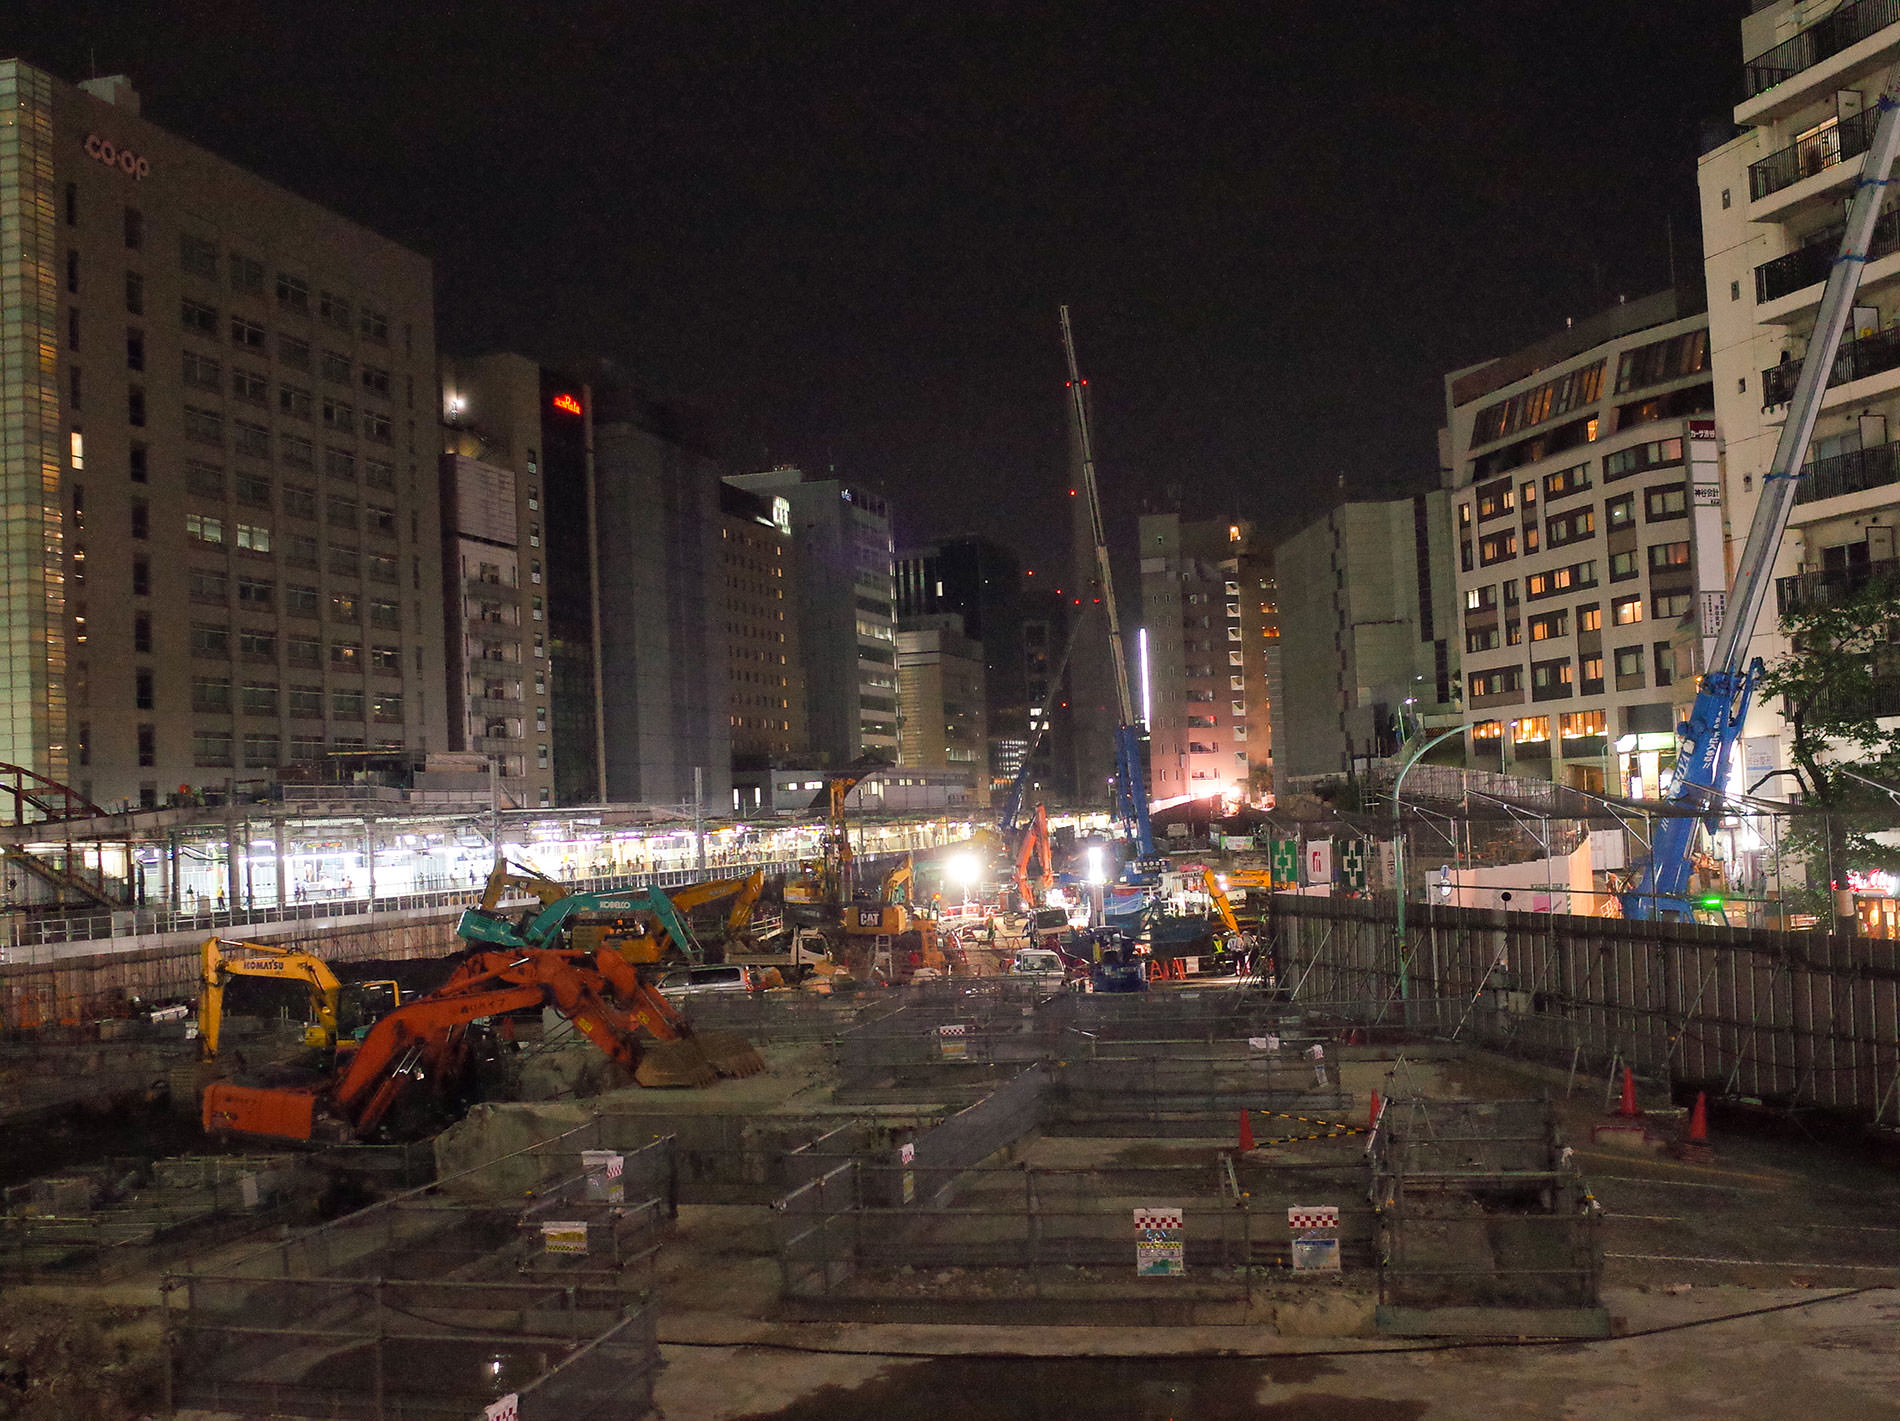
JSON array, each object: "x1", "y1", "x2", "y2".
[
  {"x1": 1775, "y1": 554, "x2": 1900, "y2": 614},
  {"x1": 1749, "y1": 103, "x2": 1883, "y2": 201},
  {"x1": 1793, "y1": 438, "x2": 1900, "y2": 503},
  {"x1": 1763, "y1": 323, "x2": 1900, "y2": 405},
  {"x1": 1744, "y1": 0, "x2": 1900, "y2": 100},
  {"x1": 1756, "y1": 202, "x2": 1900, "y2": 303}
]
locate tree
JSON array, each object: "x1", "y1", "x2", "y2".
[{"x1": 1756, "y1": 574, "x2": 1900, "y2": 929}]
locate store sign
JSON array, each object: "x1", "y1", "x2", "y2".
[
  {"x1": 83, "y1": 133, "x2": 150, "y2": 179},
  {"x1": 551, "y1": 392, "x2": 583, "y2": 415}
]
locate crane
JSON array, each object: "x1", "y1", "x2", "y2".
[
  {"x1": 1623, "y1": 93, "x2": 1900, "y2": 919},
  {"x1": 1060, "y1": 306, "x2": 1160, "y2": 877}
]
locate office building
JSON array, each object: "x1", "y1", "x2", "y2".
[
  {"x1": 896, "y1": 613, "x2": 988, "y2": 791},
  {"x1": 1699, "y1": 0, "x2": 1900, "y2": 789},
  {"x1": 728, "y1": 466, "x2": 898, "y2": 766},
  {"x1": 1443, "y1": 292, "x2": 1720, "y2": 795},
  {"x1": 3, "y1": 63, "x2": 447, "y2": 806},
  {"x1": 718, "y1": 480, "x2": 806, "y2": 764},
  {"x1": 1137, "y1": 514, "x2": 1277, "y2": 803},
  {"x1": 1274, "y1": 493, "x2": 1457, "y2": 786}
]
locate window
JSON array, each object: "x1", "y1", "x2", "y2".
[
  {"x1": 233, "y1": 421, "x2": 270, "y2": 458},
  {"x1": 364, "y1": 410, "x2": 393, "y2": 444},
  {"x1": 236, "y1": 576, "x2": 273, "y2": 608},
  {"x1": 1514, "y1": 716, "x2": 1551, "y2": 743},
  {"x1": 191, "y1": 622, "x2": 230, "y2": 657},
  {"x1": 1611, "y1": 595, "x2": 1644, "y2": 625},
  {"x1": 1645, "y1": 485, "x2": 1688, "y2": 520},
  {"x1": 1547, "y1": 508, "x2": 1596, "y2": 546},
  {"x1": 289, "y1": 686, "x2": 324, "y2": 718},
  {"x1": 180, "y1": 234, "x2": 218, "y2": 278},
  {"x1": 359, "y1": 307, "x2": 389, "y2": 343},
  {"x1": 360, "y1": 365, "x2": 391, "y2": 398},
  {"x1": 125, "y1": 327, "x2": 144, "y2": 371},
  {"x1": 1654, "y1": 642, "x2": 1677, "y2": 686},
  {"x1": 125, "y1": 270, "x2": 144, "y2": 315},
  {"x1": 367, "y1": 506, "x2": 396, "y2": 539},
  {"x1": 1580, "y1": 655, "x2": 1605, "y2": 694},
  {"x1": 1614, "y1": 646, "x2": 1645, "y2": 682},
  {"x1": 330, "y1": 592, "x2": 359, "y2": 622},
  {"x1": 1479, "y1": 530, "x2": 1517, "y2": 565},
  {"x1": 1529, "y1": 611, "x2": 1568, "y2": 641},
  {"x1": 130, "y1": 442, "x2": 148, "y2": 483},
  {"x1": 1605, "y1": 436, "x2": 1684, "y2": 481},
  {"x1": 186, "y1": 460, "x2": 225, "y2": 498},
  {"x1": 134, "y1": 611, "x2": 152, "y2": 653},
  {"x1": 131, "y1": 498, "x2": 149, "y2": 540},
  {"x1": 287, "y1": 637, "x2": 321, "y2": 668},
  {"x1": 1648, "y1": 541, "x2": 1691, "y2": 570},
  {"x1": 69, "y1": 364, "x2": 82, "y2": 410},
  {"x1": 187, "y1": 512, "x2": 224, "y2": 545},
  {"x1": 69, "y1": 430, "x2": 83, "y2": 470},
  {"x1": 282, "y1": 433, "x2": 315, "y2": 470},
  {"x1": 189, "y1": 567, "x2": 227, "y2": 603},
  {"x1": 239, "y1": 629, "x2": 276, "y2": 661},
  {"x1": 279, "y1": 334, "x2": 311, "y2": 370},
  {"x1": 322, "y1": 398, "x2": 354, "y2": 434},
  {"x1": 1610, "y1": 550, "x2": 1639, "y2": 580},
  {"x1": 66, "y1": 249, "x2": 78, "y2": 293},
  {"x1": 1653, "y1": 591, "x2": 1693, "y2": 620},
  {"x1": 1562, "y1": 709, "x2": 1607, "y2": 738},
  {"x1": 235, "y1": 472, "x2": 272, "y2": 508},
  {"x1": 65, "y1": 182, "x2": 76, "y2": 225},
  {"x1": 284, "y1": 485, "x2": 318, "y2": 520},
  {"x1": 243, "y1": 733, "x2": 279, "y2": 766},
  {"x1": 182, "y1": 299, "x2": 219, "y2": 336},
  {"x1": 236, "y1": 523, "x2": 271, "y2": 552},
  {"x1": 364, "y1": 459, "x2": 395, "y2": 491},
  {"x1": 1531, "y1": 657, "x2": 1573, "y2": 699},
  {"x1": 320, "y1": 349, "x2": 352, "y2": 384},
  {"x1": 230, "y1": 316, "x2": 266, "y2": 351},
  {"x1": 279, "y1": 383, "x2": 313, "y2": 420},
  {"x1": 137, "y1": 724, "x2": 156, "y2": 767},
  {"x1": 1467, "y1": 666, "x2": 1523, "y2": 697},
  {"x1": 230, "y1": 253, "x2": 265, "y2": 296},
  {"x1": 184, "y1": 405, "x2": 224, "y2": 446},
  {"x1": 193, "y1": 731, "x2": 233, "y2": 768},
  {"x1": 326, "y1": 447, "x2": 356, "y2": 481},
  {"x1": 370, "y1": 644, "x2": 401, "y2": 672},
  {"x1": 319, "y1": 290, "x2": 352, "y2": 330},
  {"x1": 372, "y1": 694, "x2": 403, "y2": 723},
  {"x1": 1543, "y1": 463, "x2": 1592, "y2": 500},
  {"x1": 331, "y1": 688, "x2": 365, "y2": 719},
  {"x1": 367, "y1": 552, "x2": 397, "y2": 584},
  {"x1": 286, "y1": 584, "x2": 319, "y2": 618},
  {"x1": 1476, "y1": 478, "x2": 1516, "y2": 520},
  {"x1": 1606, "y1": 493, "x2": 1635, "y2": 529},
  {"x1": 182, "y1": 350, "x2": 222, "y2": 390},
  {"x1": 1465, "y1": 585, "x2": 1497, "y2": 613},
  {"x1": 135, "y1": 667, "x2": 155, "y2": 710},
  {"x1": 284, "y1": 534, "x2": 319, "y2": 568},
  {"x1": 1578, "y1": 604, "x2": 1602, "y2": 632},
  {"x1": 1614, "y1": 329, "x2": 1710, "y2": 394},
  {"x1": 290, "y1": 735, "x2": 324, "y2": 760},
  {"x1": 276, "y1": 272, "x2": 310, "y2": 313},
  {"x1": 191, "y1": 676, "x2": 231, "y2": 713},
  {"x1": 326, "y1": 497, "x2": 358, "y2": 533},
  {"x1": 368, "y1": 599, "x2": 400, "y2": 629},
  {"x1": 231, "y1": 366, "x2": 268, "y2": 405},
  {"x1": 331, "y1": 640, "x2": 362, "y2": 669},
  {"x1": 330, "y1": 544, "x2": 361, "y2": 578},
  {"x1": 1470, "y1": 360, "x2": 1606, "y2": 444},
  {"x1": 132, "y1": 557, "x2": 150, "y2": 596}
]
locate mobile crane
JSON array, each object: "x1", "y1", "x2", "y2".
[
  {"x1": 1623, "y1": 94, "x2": 1900, "y2": 919},
  {"x1": 1061, "y1": 307, "x2": 1162, "y2": 881}
]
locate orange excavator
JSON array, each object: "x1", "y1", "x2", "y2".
[
  {"x1": 202, "y1": 944, "x2": 753, "y2": 1144},
  {"x1": 1011, "y1": 804, "x2": 1055, "y2": 913}
]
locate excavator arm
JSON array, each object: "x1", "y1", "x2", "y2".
[
  {"x1": 1012, "y1": 805, "x2": 1054, "y2": 910},
  {"x1": 1201, "y1": 868, "x2": 1242, "y2": 937},
  {"x1": 199, "y1": 937, "x2": 345, "y2": 1059}
]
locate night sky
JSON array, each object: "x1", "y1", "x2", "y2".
[{"x1": 8, "y1": 2, "x2": 1746, "y2": 562}]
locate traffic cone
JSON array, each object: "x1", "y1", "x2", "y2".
[
  {"x1": 1369, "y1": 1089, "x2": 1382, "y2": 1131},
  {"x1": 1238, "y1": 1109, "x2": 1255, "y2": 1152},
  {"x1": 1616, "y1": 1065, "x2": 1639, "y2": 1118},
  {"x1": 1687, "y1": 1092, "x2": 1708, "y2": 1142}
]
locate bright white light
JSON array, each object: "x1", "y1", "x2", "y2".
[
  {"x1": 1085, "y1": 846, "x2": 1106, "y2": 885},
  {"x1": 946, "y1": 853, "x2": 980, "y2": 887},
  {"x1": 1138, "y1": 627, "x2": 1152, "y2": 728}
]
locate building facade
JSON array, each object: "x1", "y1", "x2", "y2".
[
  {"x1": 728, "y1": 467, "x2": 898, "y2": 766},
  {"x1": 1273, "y1": 493, "x2": 1457, "y2": 786},
  {"x1": 1444, "y1": 293, "x2": 1720, "y2": 795},
  {"x1": 895, "y1": 613, "x2": 988, "y2": 791},
  {"x1": 1699, "y1": 0, "x2": 1900, "y2": 791},
  {"x1": 1137, "y1": 515, "x2": 1276, "y2": 803},
  {"x1": 718, "y1": 480, "x2": 806, "y2": 765},
  {"x1": 3, "y1": 64, "x2": 448, "y2": 807}
]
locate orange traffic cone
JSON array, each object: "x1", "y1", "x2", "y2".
[
  {"x1": 1687, "y1": 1092, "x2": 1708, "y2": 1142},
  {"x1": 1238, "y1": 1109, "x2": 1255, "y2": 1152},
  {"x1": 1616, "y1": 1065, "x2": 1639, "y2": 1118},
  {"x1": 1369, "y1": 1090, "x2": 1382, "y2": 1131}
]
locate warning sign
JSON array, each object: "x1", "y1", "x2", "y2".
[
  {"x1": 938, "y1": 1023, "x2": 969, "y2": 1060},
  {"x1": 581, "y1": 1149, "x2": 624, "y2": 1203},
  {"x1": 483, "y1": 1394, "x2": 519, "y2": 1421},
  {"x1": 1133, "y1": 1205, "x2": 1185, "y2": 1276},
  {"x1": 541, "y1": 1221, "x2": 589, "y2": 1255},
  {"x1": 1288, "y1": 1204, "x2": 1341, "y2": 1273}
]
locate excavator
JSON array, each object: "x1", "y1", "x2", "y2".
[
  {"x1": 202, "y1": 944, "x2": 745, "y2": 1144},
  {"x1": 198, "y1": 938, "x2": 401, "y2": 1061},
  {"x1": 666, "y1": 869, "x2": 770, "y2": 955},
  {"x1": 783, "y1": 759, "x2": 888, "y2": 925},
  {"x1": 1011, "y1": 804, "x2": 1056, "y2": 915}
]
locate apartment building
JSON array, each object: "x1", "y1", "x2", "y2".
[
  {"x1": 1444, "y1": 292, "x2": 1721, "y2": 795},
  {"x1": 1700, "y1": 0, "x2": 1900, "y2": 787},
  {"x1": 728, "y1": 467, "x2": 898, "y2": 766},
  {"x1": 895, "y1": 614, "x2": 988, "y2": 791},
  {"x1": 3, "y1": 64, "x2": 447, "y2": 806},
  {"x1": 1137, "y1": 515, "x2": 1277, "y2": 803}
]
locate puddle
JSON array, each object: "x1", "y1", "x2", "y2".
[{"x1": 733, "y1": 1356, "x2": 1432, "y2": 1420}]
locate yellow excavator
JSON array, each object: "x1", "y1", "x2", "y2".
[
  {"x1": 667, "y1": 870, "x2": 768, "y2": 953},
  {"x1": 198, "y1": 937, "x2": 401, "y2": 1061}
]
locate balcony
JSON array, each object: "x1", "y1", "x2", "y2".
[
  {"x1": 1743, "y1": 0, "x2": 1900, "y2": 106},
  {"x1": 1749, "y1": 105, "x2": 1882, "y2": 204},
  {"x1": 1756, "y1": 204, "x2": 1900, "y2": 305},
  {"x1": 465, "y1": 576, "x2": 514, "y2": 600},
  {"x1": 1776, "y1": 555, "x2": 1900, "y2": 615},
  {"x1": 1762, "y1": 324, "x2": 1900, "y2": 406},
  {"x1": 1793, "y1": 439, "x2": 1900, "y2": 504}
]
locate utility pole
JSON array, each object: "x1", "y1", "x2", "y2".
[{"x1": 693, "y1": 766, "x2": 706, "y2": 872}]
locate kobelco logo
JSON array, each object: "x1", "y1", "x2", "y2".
[{"x1": 83, "y1": 133, "x2": 150, "y2": 180}]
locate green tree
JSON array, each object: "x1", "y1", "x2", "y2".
[{"x1": 1757, "y1": 574, "x2": 1900, "y2": 929}]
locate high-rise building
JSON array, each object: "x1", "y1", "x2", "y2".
[
  {"x1": 1274, "y1": 493, "x2": 1457, "y2": 786},
  {"x1": 1443, "y1": 292, "x2": 1720, "y2": 795},
  {"x1": 3, "y1": 64, "x2": 447, "y2": 806},
  {"x1": 718, "y1": 480, "x2": 806, "y2": 765},
  {"x1": 1137, "y1": 515, "x2": 1276, "y2": 803},
  {"x1": 896, "y1": 613, "x2": 988, "y2": 791},
  {"x1": 728, "y1": 467, "x2": 897, "y2": 765},
  {"x1": 440, "y1": 353, "x2": 557, "y2": 808},
  {"x1": 1699, "y1": 1, "x2": 1900, "y2": 791}
]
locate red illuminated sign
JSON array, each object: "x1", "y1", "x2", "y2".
[{"x1": 551, "y1": 392, "x2": 583, "y2": 416}]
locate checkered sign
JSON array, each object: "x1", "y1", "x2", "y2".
[
  {"x1": 1287, "y1": 1206, "x2": 1339, "y2": 1231},
  {"x1": 938, "y1": 1024, "x2": 968, "y2": 1037},
  {"x1": 1133, "y1": 1208, "x2": 1183, "y2": 1232},
  {"x1": 938, "y1": 1021, "x2": 969, "y2": 1060}
]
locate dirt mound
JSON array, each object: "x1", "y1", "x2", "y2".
[{"x1": 0, "y1": 1304, "x2": 163, "y2": 1421}]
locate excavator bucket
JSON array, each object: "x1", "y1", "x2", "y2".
[
  {"x1": 693, "y1": 1029, "x2": 767, "y2": 1079},
  {"x1": 634, "y1": 1039, "x2": 720, "y2": 1089}
]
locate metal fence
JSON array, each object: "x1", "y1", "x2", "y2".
[
  {"x1": 165, "y1": 1125, "x2": 673, "y2": 1420},
  {"x1": 1272, "y1": 894, "x2": 1900, "y2": 1127}
]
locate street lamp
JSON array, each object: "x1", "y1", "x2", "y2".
[
  {"x1": 1393, "y1": 725, "x2": 1468, "y2": 1014},
  {"x1": 946, "y1": 852, "x2": 980, "y2": 909}
]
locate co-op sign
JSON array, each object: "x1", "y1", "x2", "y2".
[{"x1": 83, "y1": 133, "x2": 150, "y2": 180}]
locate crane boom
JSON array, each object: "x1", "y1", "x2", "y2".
[{"x1": 1625, "y1": 92, "x2": 1900, "y2": 919}]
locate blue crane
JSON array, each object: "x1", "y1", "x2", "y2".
[{"x1": 1623, "y1": 94, "x2": 1900, "y2": 919}]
